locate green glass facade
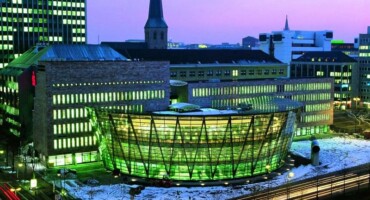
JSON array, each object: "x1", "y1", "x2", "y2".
[
  {"x1": 88, "y1": 107, "x2": 299, "y2": 181},
  {"x1": 0, "y1": 0, "x2": 86, "y2": 68}
]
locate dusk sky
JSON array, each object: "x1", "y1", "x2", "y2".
[{"x1": 87, "y1": 0, "x2": 370, "y2": 44}]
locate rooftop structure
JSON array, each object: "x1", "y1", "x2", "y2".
[{"x1": 259, "y1": 17, "x2": 332, "y2": 64}]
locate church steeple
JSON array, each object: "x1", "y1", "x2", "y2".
[
  {"x1": 284, "y1": 15, "x2": 290, "y2": 31},
  {"x1": 145, "y1": 0, "x2": 168, "y2": 49}
]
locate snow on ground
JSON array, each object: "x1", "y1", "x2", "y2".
[{"x1": 63, "y1": 137, "x2": 370, "y2": 200}]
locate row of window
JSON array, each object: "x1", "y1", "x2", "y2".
[
  {"x1": 171, "y1": 69, "x2": 285, "y2": 78},
  {"x1": 72, "y1": 36, "x2": 85, "y2": 42},
  {"x1": 211, "y1": 98, "x2": 278, "y2": 110},
  {"x1": 8, "y1": 0, "x2": 85, "y2": 8},
  {"x1": 0, "y1": 35, "x2": 13, "y2": 41},
  {"x1": 292, "y1": 93, "x2": 331, "y2": 102},
  {"x1": 48, "y1": 151, "x2": 98, "y2": 166},
  {"x1": 284, "y1": 83, "x2": 331, "y2": 92},
  {"x1": 53, "y1": 136, "x2": 96, "y2": 151},
  {"x1": 1, "y1": 17, "x2": 48, "y2": 23},
  {"x1": 0, "y1": 44, "x2": 13, "y2": 50},
  {"x1": 330, "y1": 72, "x2": 351, "y2": 77},
  {"x1": 302, "y1": 114, "x2": 330, "y2": 123},
  {"x1": 295, "y1": 125, "x2": 329, "y2": 136},
  {"x1": 52, "y1": 80, "x2": 164, "y2": 87},
  {"x1": 334, "y1": 93, "x2": 350, "y2": 98},
  {"x1": 192, "y1": 85, "x2": 277, "y2": 97},
  {"x1": 360, "y1": 53, "x2": 370, "y2": 57},
  {"x1": 305, "y1": 103, "x2": 331, "y2": 112},
  {"x1": 53, "y1": 122, "x2": 91, "y2": 135},
  {"x1": 53, "y1": 108, "x2": 87, "y2": 120},
  {"x1": 62, "y1": 19, "x2": 85, "y2": 25},
  {"x1": 53, "y1": 105, "x2": 144, "y2": 120},
  {"x1": 52, "y1": 90, "x2": 165, "y2": 105},
  {"x1": 24, "y1": 26, "x2": 47, "y2": 32}
]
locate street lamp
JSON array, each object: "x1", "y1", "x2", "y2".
[
  {"x1": 353, "y1": 97, "x2": 360, "y2": 109},
  {"x1": 265, "y1": 165, "x2": 271, "y2": 199},
  {"x1": 17, "y1": 163, "x2": 23, "y2": 179},
  {"x1": 287, "y1": 171, "x2": 295, "y2": 199},
  {"x1": 10, "y1": 187, "x2": 21, "y2": 196},
  {"x1": 0, "y1": 150, "x2": 4, "y2": 166}
]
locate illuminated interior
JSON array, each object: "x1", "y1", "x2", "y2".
[{"x1": 88, "y1": 103, "x2": 300, "y2": 181}]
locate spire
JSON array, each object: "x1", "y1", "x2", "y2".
[
  {"x1": 145, "y1": 0, "x2": 168, "y2": 28},
  {"x1": 284, "y1": 15, "x2": 290, "y2": 31}
]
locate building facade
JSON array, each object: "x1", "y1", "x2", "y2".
[
  {"x1": 0, "y1": 0, "x2": 86, "y2": 68},
  {"x1": 171, "y1": 78, "x2": 333, "y2": 137},
  {"x1": 290, "y1": 51, "x2": 359, "y2": 108},
  {"x1": 0, "y1": 44, "x2": 170, "y2": 166},
  {"x1": 359, "y1": 27, "x2": 370, "y2": 107}
]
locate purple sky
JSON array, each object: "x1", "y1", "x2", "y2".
[{"x1": 87, "y1": 0, "x2": 370, "y2": 44}]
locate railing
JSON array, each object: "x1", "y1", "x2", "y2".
[{"x1": 231, "y1": 163, "x2": 370, "y2": 200}]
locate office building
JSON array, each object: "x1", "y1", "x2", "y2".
[
  {"x1": 291, "y1": 51, "x2": 359, "y2": 107},
  {"x1": 0, "y1": 44, "x2": 170, "y2": 166},
  {"x1": 0, "y1": 0, "x2": 86, "y2": 68},
  {"x1": 359, "y1": 26, "x2": 370, "y2": 107},
  {"x1": 259, "y1": 16, "x2": 332, "y2": 64}
]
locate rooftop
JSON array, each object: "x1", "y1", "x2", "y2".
[
  {"x1": 8, "y1": 44, "x2": 127, "y2": 68},
  {"x1": 293, "y1": 51, "x2": 357, "y2": 63},
  {"x1": 115, "y1": 49, "x2": 282, "y2": 65},
  {"x1": 153, "y1": 97, "x2": 303, "y2": 116}
]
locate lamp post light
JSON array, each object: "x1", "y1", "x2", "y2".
[
  {"x1": 353, "y1": 97, "x2": 360, "y2": 110},
  {"x1": 17, "y1": 163, "x2": 23, "y2": 179},
  {"x1": 286, "y1": 171, "x2": 295, "y2": 199},
  {"x1": 0, "y1": 150, "x2": 4, "y2": 166},
  {"x1": 265, "y1": 165, "x2": 271, "y2": 199},
  {"x1": 10, "y1": 187, "x2": 21, "y2": 196}
]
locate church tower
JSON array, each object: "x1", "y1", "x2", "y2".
[{"x1": 145, "y1": 0, "x2": 168, "y2": 49}]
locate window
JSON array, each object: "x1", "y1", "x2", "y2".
[
  {"x1": 216, "y1": 70, "x2": 222, "y2": 76},
  {"x1": 264, "y1": 69, "x2": 269, "y2": 75},
  {"x1": 170, "y1": 72, "x2": 177, "y2": 78},
  {"x1": 180, "y1": 71, "x2": 186, "y2": 77},
  {"x1": 272, "y1": 69, "x2": 277, "y2": 74},
  {"x1": 198, "y1": 71, "x2": 204, "y2": 77},
  {"x1": 189, "y1": 71, "x2": 196, "y2": 77},
  {"x1": 207, "y1": 70, "x2": 213, "y2": 76},
  {"x1": 153, "y1": 32, "x2": 157, "y2": 40},
  {"x1": 249, "y1": 69, "x2": 254, "y2": 75},
  {"x1": 241, "y1": 70, "x2": 246, "y2": 76},
  {"x1": 257, "y1": 70, "x2": 262, "y2": 75},
  {"x1": 279, "y1": 69, "x2": 284, "y2": 75},
  {"x1": 224, "y1": 70, "x2": 230, "y2": 76}
]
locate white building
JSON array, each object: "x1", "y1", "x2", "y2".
[{"x1": 259, "y1": 16, "x2": 333, "y2": 64}]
